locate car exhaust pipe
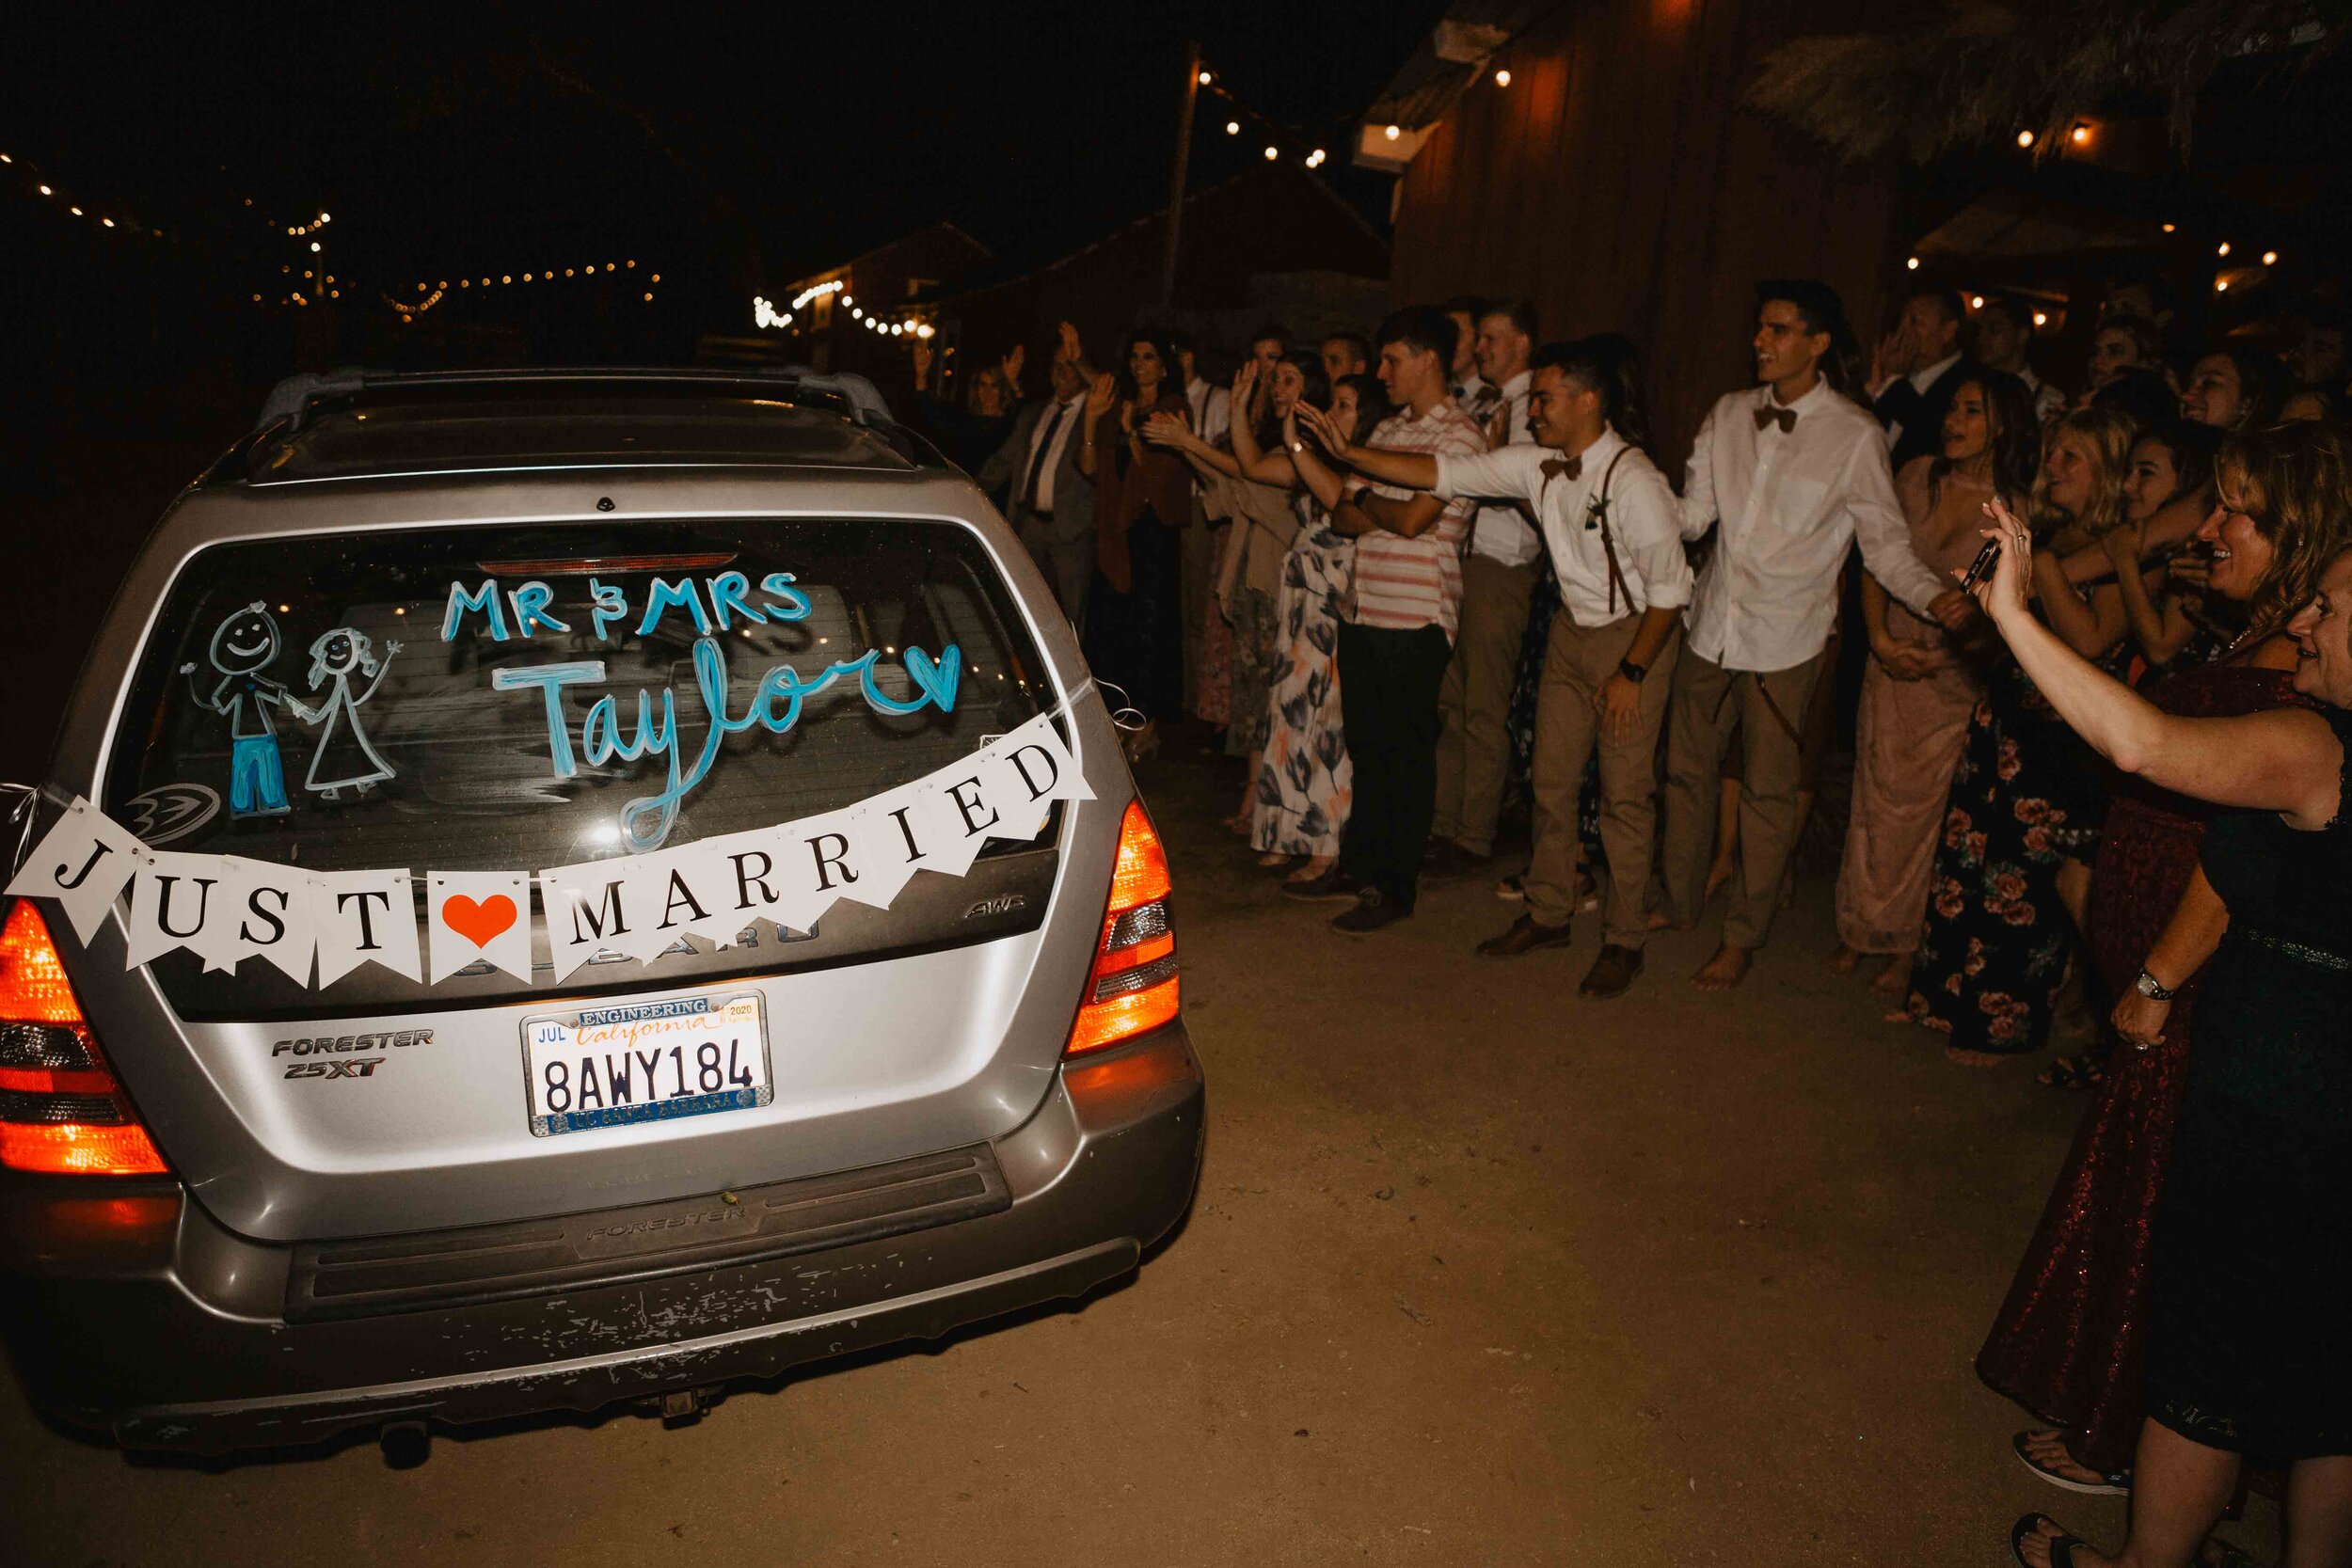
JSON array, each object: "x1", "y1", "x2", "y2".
[{"x1": 379, "y1": 1418, "x2": 431, "y2": 1468}]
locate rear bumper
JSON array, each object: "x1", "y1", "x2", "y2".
[{"x1": 0, "y1": 1028, "x2": 1200, "y2": 1455}]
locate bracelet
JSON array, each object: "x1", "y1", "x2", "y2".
[{"x1": 2134, "y1": 966, "x2": 2178, "y2": 1002}]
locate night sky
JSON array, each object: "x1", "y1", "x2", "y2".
[{"x1": 9, "y1": 2, "x2": 1448, "y2": 305}]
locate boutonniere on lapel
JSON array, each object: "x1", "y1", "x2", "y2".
[{"x1": 1581, "y1": 489, "x2": 1612, "y2": 533}]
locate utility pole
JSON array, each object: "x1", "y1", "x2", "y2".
[{"x1": 1157, "y1": 40, "x2": 1202, "y2": 310}]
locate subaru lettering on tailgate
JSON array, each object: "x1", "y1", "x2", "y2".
[{"x1": 519, "y1": 992, "x2": 773, "y2": 1138}]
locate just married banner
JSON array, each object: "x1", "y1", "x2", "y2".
[{"x1": 8, "y1": 710, "x2": 1091, "y2": 989}]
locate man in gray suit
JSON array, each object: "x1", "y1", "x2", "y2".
[{"x1": 979, "y1": 345, "x2": 1097, "y2": 625}]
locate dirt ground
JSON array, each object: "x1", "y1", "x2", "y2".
[{"x1": 0, "y1": 446, "x2": 2285, "y2": 1565}]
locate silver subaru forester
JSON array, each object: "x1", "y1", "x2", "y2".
[{"x1": 0, "y1": 367, "x2": 1200, "y2": 1456}]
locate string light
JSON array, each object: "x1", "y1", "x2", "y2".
[
  {"x1": 753, "y1": 295, "x2": 795, "y2": 329},
  {"x1": 2217, "y1": 241, "x2": 2232, "y2": 257},
  {"x1": 1197, "y1": 70, "x2": 1212, "y2": 85},
  {"x1": 1906, "y1": 256, "x2": 1919, "y2": 270},
  {"x1": 2033, "y1": 311, "x2": 2049, "y2": 326},
  {"x1": 1384, "y1": 124, "x2": 1401, "y2": 140},
  {"x1": 1493, "y1": 68, "x2": 1511, "y2": 87},
  {"x1": 1226, "y1": 120, "x2": 1240, "y2": 135},
  {"x1": 2016, "y1": 130, "x2": 2036, "y2": 148},
  {"x1": 791, "y1": 278, "x2": 842, "y2": 309},
  {"x1": 2162, "y1": 222, "x2": 2177, "y2": 233},
  {"x1": 1263, "y1": 145, "x2": 1278, "y2": 161},
  {"x1": 2263, "y1": 249, "x2": 2278, "y2": 266}
]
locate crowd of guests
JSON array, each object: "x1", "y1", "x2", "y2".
[{"x1": 918, "y1": 276, "x2": 2352, "y2": 1566}]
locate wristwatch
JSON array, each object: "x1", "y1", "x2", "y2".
[
  {"x1": 1348, "y1": 484, "x2": 1375, "y2": 510},
  {"x1": 1618, "y1": 659, "x2": 1648, "y2": 684},
  {"x1": 2133, "y1": 967, "x2": 2178, "y2": 1002}
]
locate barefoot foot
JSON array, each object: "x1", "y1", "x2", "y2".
[
  {"x1": 1702, "y1": 860, "x2": 1736, "y2": 903},
  {"x1": 1692, "y1": 944, "x2": 1752, "y2": 990},
  {"x1": 1823, "y1": 943, "x2": 1864, "y2": 975},
  {"x1": 1868, "y1": 954, "x2": 1915, "y2": 1000}
]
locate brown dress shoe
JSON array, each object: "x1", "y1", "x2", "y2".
[
  {"x1": 1578, "y1": 942, "x2": 1645, "y2": 999},
  {"x1": 1476, "y1": 914, "x2": 1574, "y2": 958}
]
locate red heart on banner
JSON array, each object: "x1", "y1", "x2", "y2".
[{"x1": 442, "y1": 894, "x2": 517, "y2": 948}]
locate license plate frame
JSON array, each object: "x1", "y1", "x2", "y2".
[{"x1": 518, "y1": 991, "x2": 773, "y2": 1138}]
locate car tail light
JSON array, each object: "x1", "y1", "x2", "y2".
[
  {"x1": 1065, "y1": 800, "x2": 1178, "y2": 1057},
  {"x1": 0, "y1": 901, "x2": 167, "y2": 1176}
]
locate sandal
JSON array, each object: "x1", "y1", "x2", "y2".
[
  {"x1": 2010, "y1": 1513, "x2": 2090, "y2": 1568},
  {"x1": 2012, "y1": 1430, "x2": 2129, "y2": 1496},
  {"x1": 2038, "y1": 1053, "x2": 2107, "y2": 1092}
]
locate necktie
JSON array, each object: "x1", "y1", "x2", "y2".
[
  {"x1": 1754, "y1": 404, "x2": 1797, "y2": 434},
  {"x1": 1539, "y1": 454, "x2": 1581, "y2": 483},
  {"x1": 1023, "y1": 403, "x2": 1070, "y2": 510}
]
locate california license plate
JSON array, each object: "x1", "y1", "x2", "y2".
[{"x1": 519, "y1": 992, "x2": 772, "y2": 1138}]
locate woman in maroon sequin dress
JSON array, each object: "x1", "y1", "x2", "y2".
[{"x1": 1976, "y1": 420, "x2": 2339, "y2": 1485}]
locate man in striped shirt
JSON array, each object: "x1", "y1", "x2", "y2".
[{"x1": 1285, "y1": 306, "x2": 1486, "y2": 934}]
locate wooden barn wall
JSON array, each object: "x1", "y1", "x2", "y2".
[{"x1": 1391, "y1": 0, "x2": 1899, "y2": 474}]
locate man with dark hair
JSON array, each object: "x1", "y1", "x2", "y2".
[
  {"x1": 1320, "y1": 330, "x2": 1371, "y2": 383},
  {"x1": 1283, "y1": 305, "x2": 1485, "y2": 933},
  {"x1": 977, "y1": 328, "x2": 1097, "y2": 622},
  {"x1": 1973, "y1": 295, "x2": 2064, "y2": 423},
  {"x1": 1868, "y1": 287, "x2": 1974, "y2": 469},
  {"x1": 1424, "y1": 299, "x2": 1543, "y2": 879},
  {"x1": 1302, "y1": 336, "x2": 1691, "y2": 996},
  {"x1": 1443, "y1": 295, "x2": 1490, "y2": 402},
  {"x1": 1660, "y1": 281, "x2": 1974, "y2": 990}
]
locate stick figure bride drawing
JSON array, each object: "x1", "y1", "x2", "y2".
[{"x1": 288, "y1": 626, "x2": 401, "y2": 799}]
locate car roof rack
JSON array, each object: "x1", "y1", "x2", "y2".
[{"x1": 248, "y1": 365, "x2": 898, "y2": 437}]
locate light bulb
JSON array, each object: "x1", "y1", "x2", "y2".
[
  {"x1": 2217, "y1": 242, "x2": 2231, "y2": 257},
  {"x1": 2216, "y1": 277, "x2": 2230, "y2": 293},
  {"x1": 2032, "y1": 312, "x2": 2047, "y2": 326},
  {"x1": 1197, "y1": 70, "x2": 1211, "y2": 85},
  {"x1": 1226, "y1": 120, "x2": 1239, "y2": 135},
  {"x1": 1493, "y1": 68, "x2": 1511, "y2": 87},
  {"x1": 1384, "y1": 124, "x2": 1400, "y2": 141},
  {"x1": 2070, "y1": 124, "x2": 2090, "y2": 145},
  {"x1": 2263, "y1": 250, "x2": 2278, "y2": 266},
  {"x1": 1905, "y1": 256, "x2": 1919, "y2": 270},
  {"x1": 1971, "y1": 294, "x2": 1985, "y2": 309},
  {"x1": 1263, "y1": 145, "x2": 1278, "y2": 161},
  {"x1": 2016, "y1": 130, "x2": 2035, "y2": 149},
  {"x1": 310, "y1": 241, "x2": 320, "y2": 252}
]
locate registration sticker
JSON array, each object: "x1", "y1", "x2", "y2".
[{"x1": 519, "y1": 992, "x2": 772, "y2": 1138}]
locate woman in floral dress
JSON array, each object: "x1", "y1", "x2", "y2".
[
  {"x1": 1903, "y1": 406, "x2": 2137, "y2": 1063},
  {"x1": 1248, "y1": 373, "x2": 1392, "y2": 884}
]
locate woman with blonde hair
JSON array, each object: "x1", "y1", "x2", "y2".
[{"x1": 1899, "y1": 406, "x2": 2138, "y2": 1063}]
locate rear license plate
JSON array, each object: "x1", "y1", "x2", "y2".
[{"x1": 519, "y1": 992, "x2": 772, "y2": 1138}]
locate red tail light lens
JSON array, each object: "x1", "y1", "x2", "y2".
[
  {"x1": 1066, "y1": 801, "x2": 1180, "y2": 1057},
  {"x1": 0, "y1": 901, "x2": 168, "y2": 1176}
]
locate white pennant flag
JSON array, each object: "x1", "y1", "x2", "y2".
[
  {"x1": 539, "y1": 859, "x2": 645, "y2": 982},
  {"x1": 122, "y1": 850, "x2": 240, "y2": 971},
  {"x1": 8, "y1": 797, "x2": 142, "y2": 945},
  {"x1": 221, "y1": 858, "x2": 316, "y2": 985},
  {"x1": 425, "y1": 870, "x2": 533, "y2": 984},
  {"x1": 310, "y1": 869, "x2": 422, "y2": 986}
]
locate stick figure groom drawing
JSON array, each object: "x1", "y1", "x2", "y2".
[{"x1": 179, "y1": 602, "x2": 294, "y2": 818}]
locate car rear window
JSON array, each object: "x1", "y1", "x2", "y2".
[{"x1": 102, "y1": 517, "x2": 1051, "y2": 874}]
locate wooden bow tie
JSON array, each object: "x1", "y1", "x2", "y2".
[
  {"x1": 1540, "y1": 454, "x2": 1581, "y2": 483},
  {"x1": 1754, "y1": 405, "x2": 1797, "y2": 433}
]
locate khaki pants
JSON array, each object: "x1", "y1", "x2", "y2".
[
  {"x1": 1431, "y1": 553, "x2": 1539, "y2": 855},
  {"x1": 1525, "y1": 614, "x2": 1680, "y2": 941},
  {"x1": 1658, "y1": 644, "x2": 1833, "y2": 950}
]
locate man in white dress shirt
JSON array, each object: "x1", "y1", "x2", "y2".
[
  {"x1": 1309, "y1": 336, "x2": 1690, "y2": 999},
  {"x1": 1426, "y1": 300, "x2": 1544, "y2": 878},
  {"x1": 1662, "y1": 280, "x2": 1975, "y2": 990}
]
